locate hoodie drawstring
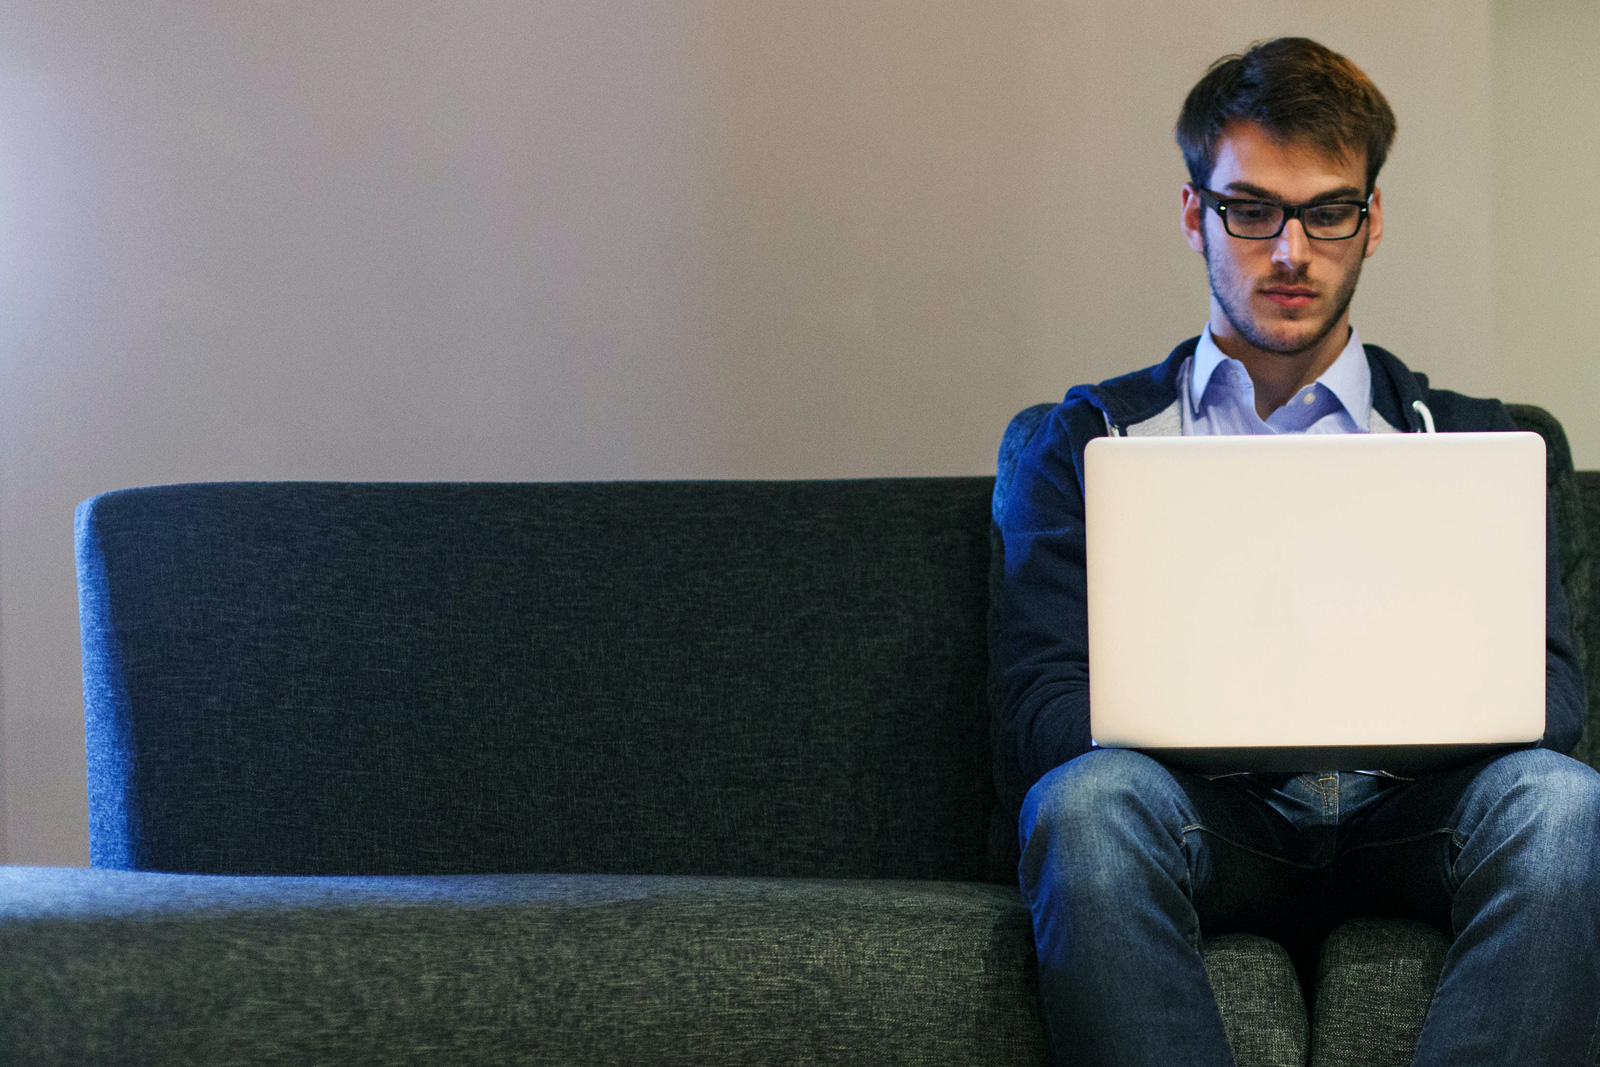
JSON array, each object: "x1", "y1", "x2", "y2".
[{"x1": 1411, "y1": 399, "x2": 1436, "y2": 433}]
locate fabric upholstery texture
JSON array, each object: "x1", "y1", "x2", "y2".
[
  {"x1": 1309, "y1": 918, "x2": 1449, "y2": 1067},
  {"x1": 0, "y1": 867, "x2": 1048, "y2": 1067},
  {"x1": 1203, "y1": 933, "x2": 1309, "y2": 1067},
  {"x1": 77, "y1": 480, "x2": 995, "y2": 880}
]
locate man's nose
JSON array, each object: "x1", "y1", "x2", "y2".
[{"x1": 1271, "y1": 217, "x2": 1312, "y2": 272}]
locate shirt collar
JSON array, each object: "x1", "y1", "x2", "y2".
[{"x1": 1190, "y1": 324, "x2": 1371, "y2": 427}]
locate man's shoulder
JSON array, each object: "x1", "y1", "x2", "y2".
[
  {"x1": 1419, "y1": 388, "x2": 1516, "y2": 432},
  {"x1": 1056, "y1": 337, "x2": 1198, "y2": 429},
  {"x1": 997, "y1": 339, "x2": 1199, "y2": 522},
  {"x1": 1363, "y1": 343, "x2": 1513, "y2": 433}
]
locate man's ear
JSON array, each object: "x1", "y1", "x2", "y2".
[
  {"x1": 1364, "y1": 187, "x2": 1384, "y2": 258},
  {"x1": 1181, "y1": 183, "x2": 1206, "y2": 254}
]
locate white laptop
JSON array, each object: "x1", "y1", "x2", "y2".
[{"x1": 1084, "y1": 431, "x2": 1547, "y2": 773}]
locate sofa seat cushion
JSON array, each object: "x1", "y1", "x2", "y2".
[
  {"x1": 1310, "y1": 917, "x2": 1449, "y2": 1067},
  {"x1": 1204, "y1": 933, "x2": 1309, "y2": 1067},
  {"x1": 4, "y1": 868, "x2": 1445, "y2": 1067},
  {"x1": 1, "y1": 867, "x2": 1049, "y2": 1066}
]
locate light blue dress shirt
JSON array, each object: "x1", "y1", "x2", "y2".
[{"x1": 1180, "y1": 325, "x2": 1371, "y2": 436}]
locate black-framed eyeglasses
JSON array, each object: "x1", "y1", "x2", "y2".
[{"x1": 1200, "y1": 189, "x2": 1371, "y2": 241}]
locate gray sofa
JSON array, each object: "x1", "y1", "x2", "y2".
[{"x1": 1, "y1": 405, "x2": 1594, "y2": 1066}]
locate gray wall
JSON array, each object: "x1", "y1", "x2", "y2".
[
  {"x1": 0, "y1": 0, "x2": 1593, "y2": 864},
  {"x1": 1492, "y1": 0, "x2": 1600, "y2": 462}
]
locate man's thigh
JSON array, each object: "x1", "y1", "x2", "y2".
[
  {"x1": 1326, "y1": 748, "x2": 1600, "y2": 930},
  {"x1": 1024, "y1": 755, "x2": 1328, "y2": 949}
]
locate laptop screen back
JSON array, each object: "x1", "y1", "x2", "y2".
[{"x1": 1084, "y1": 432, "x2": 1546, "y2": 769}]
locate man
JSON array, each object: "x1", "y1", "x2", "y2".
[{"x1": 992, "y1": 37, "x2": 1600, "y2": 1066}]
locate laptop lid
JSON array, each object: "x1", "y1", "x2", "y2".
[{"x1": 1084, "y1": 431, "x2": 1546, "y2": 772}]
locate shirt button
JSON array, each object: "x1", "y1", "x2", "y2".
[{"x1": 1302, "y1": 392, "x2": 1315, "y2": 405}]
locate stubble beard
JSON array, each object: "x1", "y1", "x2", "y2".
[{"x1": 1203, "y1": 229, "x2": 1367, "y2": 358}]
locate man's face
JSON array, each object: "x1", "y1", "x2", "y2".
[{"x1": 1180, "y1": 122, "x2": 1383, "y2": 358}]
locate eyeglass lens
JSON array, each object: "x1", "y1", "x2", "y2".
[{"x1": 1223, "y1": 200, "x2": 1364, "y2": 240}]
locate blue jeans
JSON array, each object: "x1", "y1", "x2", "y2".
[{"x1": 1019, "y1": 748, "x2": 1600, "y2": 1066}]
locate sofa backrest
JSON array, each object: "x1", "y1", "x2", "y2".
[{"x1": 78, "y1": 479, "x2": 996, "y2": 879}]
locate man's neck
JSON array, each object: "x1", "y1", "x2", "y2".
[{"x1": 1209, "y1": 315, "x2": 1353, "y2": 419}]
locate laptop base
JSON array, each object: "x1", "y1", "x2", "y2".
[{"x1": 1132, "y1": 742, "x2": 1533, "y2": 776}]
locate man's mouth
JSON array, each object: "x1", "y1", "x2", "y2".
[{"x1": 1261, "y1": 285, "x2": 1317, "y2": 309}]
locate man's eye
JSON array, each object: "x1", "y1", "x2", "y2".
[
  {"x1": 1307, "y1": 205, "x2": 1359, "y2": 227},
  {"x1": 1229, "y1": 202, "x2": 1275, "y2": 222}
]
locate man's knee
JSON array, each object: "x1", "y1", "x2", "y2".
[
  {"x1": 1019, "y1": 749, "x2": 1189, "y2": 868},
  {"x1": 1462, "y1": 749, "x2": 1600, "y2": 886}
]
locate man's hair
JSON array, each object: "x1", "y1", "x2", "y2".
[{"x1": 1176, "y1": 38, "x2": 1397, "y2": 194}]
